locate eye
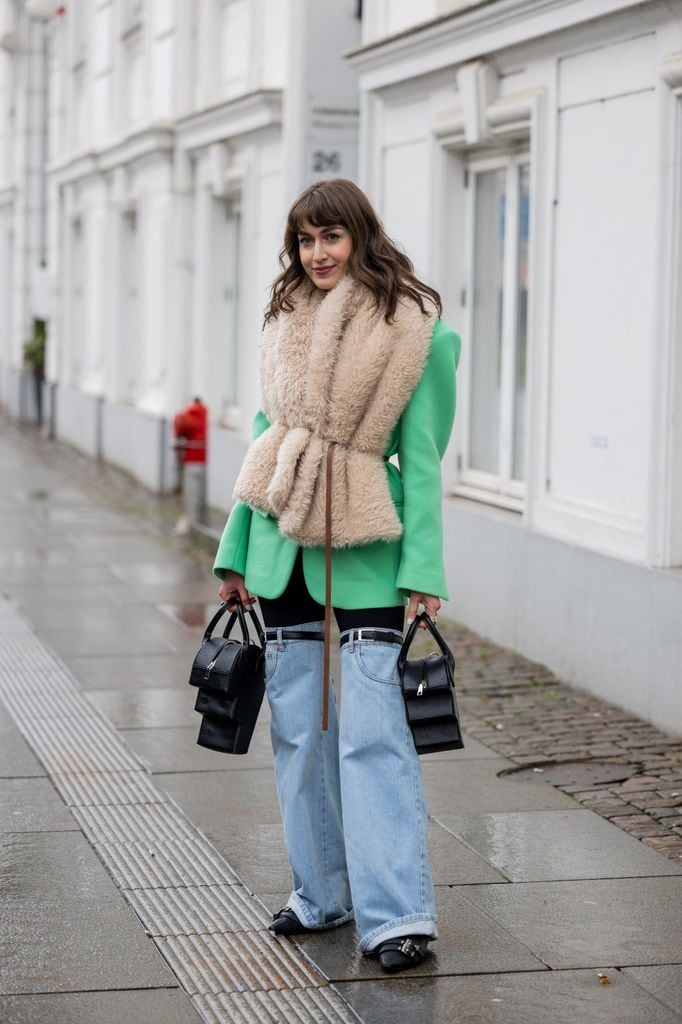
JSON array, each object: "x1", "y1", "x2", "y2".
[{"x1": 325, "y1": 232, "x2": 341, "y2": 241}]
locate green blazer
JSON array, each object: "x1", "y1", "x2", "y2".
[{"x1": 213, "y1": 319, "x2": 461, "y2": 608}]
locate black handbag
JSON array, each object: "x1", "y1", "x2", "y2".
[
  {"x1": 188, "y1": 595, "x2": 266, "y2": 755},
  {"x1": 397, "y1": 612, "x2": 464, "y2": 755}
]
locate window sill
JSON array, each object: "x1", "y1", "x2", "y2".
[{"x1": 450, "y1": 483, "x2": 524, "y2": 515}]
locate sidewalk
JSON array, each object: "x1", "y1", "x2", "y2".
[{"x1": 1, "y1": 415, "x2": 681, "y2": 1024}]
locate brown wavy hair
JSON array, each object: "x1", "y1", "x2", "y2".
[{"x1": 264, "y1": 178, "x2": 442, "y2": 324}]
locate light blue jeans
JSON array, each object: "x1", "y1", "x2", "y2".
[{"x1": 265, "y1": 621, "x2": 438, "y2": 953}]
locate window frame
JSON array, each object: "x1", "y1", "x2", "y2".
[{"x1": 456, "y1": 148, "x2": 530, "y2": 511}]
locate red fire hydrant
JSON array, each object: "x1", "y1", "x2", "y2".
[
  {"x1": 173, "y1": 397, "x2": 207, "y2": 464},
  {"x1": 173, "y1": 398, "x2": 208, "y2": 533}
]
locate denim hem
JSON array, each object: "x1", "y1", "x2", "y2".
[
  {"x1": 287, "y1": 892, "x2": 355, "y2": 932},
  {"x1": 359, "y1": 914, "x2": 439, "y2": 953}
]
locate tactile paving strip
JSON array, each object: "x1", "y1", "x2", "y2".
[
  {"x1": 0, "y1": 596, "x2": 361, "y2": 1024},
  {"x1": 96, "y1": 837, "x2": 241, "y2": 889},
  {"x1": 126, "y1": 883, "x2": 270, "y2": 935},
  {"x1": 157, "y1": 931, "x2": 322, "y2": 996},
  {"x1": 71, "y1": 801, "x2": 201, "y2": 843},
  {"x1": 196, "y1": 988, "x2": 359, "y2": 1024},
  {"x1": 51, "y1": 768, "x2": 163, "y2": 806}
]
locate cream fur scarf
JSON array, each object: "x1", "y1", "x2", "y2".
[{"x1": 233, "y1": 273, "x2": 435, "y2": 547}]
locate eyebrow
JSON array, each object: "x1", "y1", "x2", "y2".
[{"x1": 297, "y1": 224, "x2": 343, "y2": 236}]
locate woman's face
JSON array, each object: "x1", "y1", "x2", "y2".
[{"x1": 297, "y1": 218, "x2": 353, "y2": 290}]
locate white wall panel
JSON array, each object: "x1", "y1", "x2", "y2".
[
  {"x1": 262, "y1": 0, "x2": 288, "y2": 88},
  {"x1": 150, "y1": 0, "x2": 176, "y2": 37},
  {"x1": 382, "y1": 140, "x2": 429, "y2": 273},
  {"x1": 92, "y1": 1, "x2": 113, "y2": 76},
  {"x1": 151, "y1": 31, "x2": 174, "y2": 121},
  {"x1": 548, "y1": 88, "x2": 656, "y2": 525},
  {"x1": 558, "y1": 32, "x2": 655, "y2": 108}
]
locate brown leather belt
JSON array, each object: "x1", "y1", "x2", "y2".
[{"x1": 323, "y1": 443, "x2": 334, "y2": 730}]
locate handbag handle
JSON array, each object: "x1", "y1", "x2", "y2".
[
  {"x1": 202, "y1": 595, "x2": 265, "y2": 647},
  {"x1": 397, "y1": 612, "x2": 455, "y2": 676}
]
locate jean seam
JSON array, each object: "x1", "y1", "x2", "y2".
[
  {"x1": 352, "y1": 644, "x2": 401, "y2": 686},
  {"x1": 406, "y1": 715, "x2": 426, "y2": 913}
]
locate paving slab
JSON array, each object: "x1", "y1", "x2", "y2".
[
  {"x1": 458, "y1": 876, "x2": 682, "y2": 968},
  {"x1": 160, "y1": 768, "x2": 282, "y2": 827},
  {"x1": 291, "y1": 886, "x2": 545, "y2": 980},
  {"x1": 0, "y1": 778, "x2": 78, "y2": 833},
  {"x1": 12, "y1": 601, "x2": 184, "y2": 637},
  {"x1": 64, "y1": 653, "x2": 192, "y2": 691},
  {"x1": 435, "y1": 809, "x2": 682, "y2": 881},
  {"x1": 0, "y1": 895, "x2": 177, "y2": 994},
  {"x1": 112, "y1": 581, "x2": 224, "y2": 605},
  {"x1": 66, "y1": 535, "x2": 177, "y2": 562},
  {"x1": 36, "y1": 608, "x2": 186, "y2": 658},
  {"x1": 199, "y1": 821, "x2": 293, "y2": 893},
  {"x1": 623, "y1": 965, "x2": 682, "y2": 1016},
  {"x1": 421, "y1": 758, "x2": 579, "y2": 813},
  {"x1": 121, "y1": 723, "x2": 275, "y2": 773},
  {"x1": 427, "y1": 820, "x2": 508, "y2": 884},
  {"x1": 0, "y1": 716, "x2": 46, "y2": 778},
  {"x1": 0, "y1": 831, "x2": 120, "y2": 899},
  {"x1": 0, "y1": 564, "x2": 120, "y2": 587},
  {"x1": 0, "y1": 987, "x2": 203, "y2": 1024},
  {"x1": 334, "y1": 968, "x2": 682, "y2": 1024},
  {"x1": 6, "y1": 585, "x2": 126, "y2": 612},
  {"x1": 87, "y1": 687, "x2": 200, "y2": 728},
  {"x1": 110, "y1": 562, "x2": 210, "y2": 587}
]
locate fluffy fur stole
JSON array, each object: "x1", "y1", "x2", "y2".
[{"x1": 233, "y1": 273, "x2": 435, "y2": 547}]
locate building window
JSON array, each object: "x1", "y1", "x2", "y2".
[
  {"x1": 209, "y1": 196, "x2": 242, "y2": 426},
  {"x1": 460, "y1": 153, "x2": 530, "y2": 506}
]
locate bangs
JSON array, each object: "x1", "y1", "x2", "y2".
[{"x1": 289, "y1": 188, "x2": 348, "y2": 232}]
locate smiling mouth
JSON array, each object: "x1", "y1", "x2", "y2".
[{"x1": 313, "y1": 266, "x2": 334, "y2": 274}]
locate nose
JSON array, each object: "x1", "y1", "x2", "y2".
[{"x1": 313, "y1": 237, "x2": 326, "y2": 262}]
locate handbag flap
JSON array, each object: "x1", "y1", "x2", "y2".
[
  {"x1": 189, "y1": 638, "x2": 243, "y2": 693},
  {"x1": 401, "y1": 653, "x2": 453, "y2": 698}
]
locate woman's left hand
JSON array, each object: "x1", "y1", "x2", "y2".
[{"x1": 407, "y1": 592, "x2": 441, "y2": 629}]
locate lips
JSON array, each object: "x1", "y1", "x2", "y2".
[{"x1": 313, "y1": 266, "x2": 334, "y2": 276}]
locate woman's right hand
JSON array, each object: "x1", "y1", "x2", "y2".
[{"x1": 218, "y1": 570, "x2": 257, "y2": 610}]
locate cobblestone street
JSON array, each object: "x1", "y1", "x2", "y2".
[{"x1": 1, "y1": 415, "x2": 681, "y2": 1023}]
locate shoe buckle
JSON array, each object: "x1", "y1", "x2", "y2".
[{"x1": 398, "y1": 937, "x2": 419, "y2": 958}]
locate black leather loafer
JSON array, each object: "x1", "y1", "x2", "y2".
[
  {"x1": 267, "y1": 906, "x2": 309, "y2": 936},
  {"x1": 374, "y1": 935, "x2": 430, "y2": 972}
]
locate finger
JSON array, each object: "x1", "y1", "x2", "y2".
[{"x1": 406, "y1": 595, "x2": 420, "y2": 625}]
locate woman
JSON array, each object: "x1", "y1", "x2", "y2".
[{"x1": 213, "y1": 178, "x2": 461, "y2": 972}]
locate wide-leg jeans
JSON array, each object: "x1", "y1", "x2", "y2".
[{"x1": 264, "y1": 619, "x2": 438, "y2": 953}]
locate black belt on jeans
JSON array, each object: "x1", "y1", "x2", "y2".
[
  {"x1": 265, "y1": 630, "x2": 324, "y2": 642},
  {"x1": 339, "y1": 629, "x2": 403, "y2": 648}
]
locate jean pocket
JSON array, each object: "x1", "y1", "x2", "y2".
[
  {"x1": 264, "y1": 644, "x2": 279, "y2": 682},
  {"x1": 353, "y1": 642, "x2": 401, "y2": 686}
]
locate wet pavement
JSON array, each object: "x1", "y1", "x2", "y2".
[{"x1": 1, "y1": 416, "x2": 682, "y2": 1023}]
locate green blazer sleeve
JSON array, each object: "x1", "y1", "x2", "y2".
[
  {"x1": 394, "y1": 319, "x2": 461, "y2": 602},
  {"x1": 212, "y1": 409, "x2": 271, "y2": 581}
]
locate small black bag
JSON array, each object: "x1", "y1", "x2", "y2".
[
  {"x1": 397, "y1": 613, "x2": 464, "y2": 755},
  {"x1": 188, "y1": 596, "x2": 266, "y2": 755}
]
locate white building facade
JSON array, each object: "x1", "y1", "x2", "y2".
[
  {"x1": 349, "y1": 0, "x2": 682, "y2": 733},
  {"x1": 1, "y1": 0, "x2": 681, "y2": 733},
  {"x1": 0, "y1": 0, "x2": 360, "y2": 499}
]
